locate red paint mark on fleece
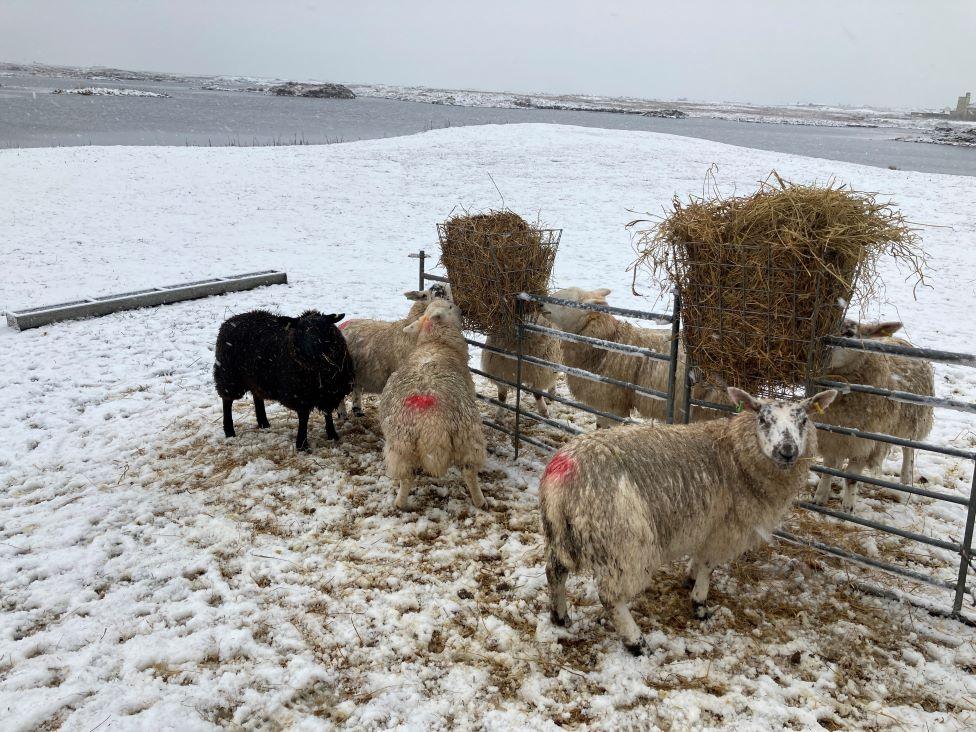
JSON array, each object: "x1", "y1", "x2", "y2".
[
  {"x1": 338, "y1": 321, "x2": 350, "y2": 330},
  {"x1": 421, "y1": 317, "x2": 434, "y2": 333},
  {"x1": 543, "y1": 452, "x2": 577, "y2": 484},
  {"x1": 404, "y1": 394, "x2": 438, "y2": 412}
]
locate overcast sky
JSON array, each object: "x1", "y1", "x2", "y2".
[{"x1": 2, "y1": 0, "x2": 973, "y2": 109}]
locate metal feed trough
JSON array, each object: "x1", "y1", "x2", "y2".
[
  {"x1": 410, "y1": 250, "x2": 976, "y2": 625},
  {"x1": 5, "y1": 270, "x2": 288, "y2": 330}
]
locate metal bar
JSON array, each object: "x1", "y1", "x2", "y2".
[
  {"x1": 773, "y1": 530, "x2": 960, "y2": 592},
  {"x1": 682, "y1": 359, "x2": 694, "y2": 424},
  {"x1": 522, "y1": 322, "x2": 672, "y2": 362},
  {"x1": 666, "y1": 291, "x2": 681, "y2": 424},
  {"x1": 478, "y1": 393, "x2": 584, "y2": 436},
  {"x1": 824, "y1": 335, "x2": 976, "y2": 369},
  {"x1": 469, "y1": 366, "x2": 635, "y2": 426},
  {"x1": 422, "y1": 273, "x2": 451, "y2": 284},
  {"x1": 514, "y1": 298, "x2": 526, "y2": 458},
  {"x1": 811, "y1": 421, "x2": 976, "y2": 461},
  {"x1": 810, "y1": 465, "x2": 970, "y2": 506},
  {"x1": 481, "y1": 418, "x2": 555, "y2": 453},
  {"x1": 795, "y1": 501, "x2": 962, "y2": 552},
  {"x1": 520, "y1": 353, "x2": 669, "y2": 402},
  {"x1": 688, "y1": 396, "x2": 736, "y2": 416},
  {"x1": 517, "y1": 292, "x2": 673, "y2": 324},
  {"x1": 814, "y1": 378, "x2": 976, "y2": 416},
  {"x1": 953, "y1": 468, "x2": 976, "y2": 613}
]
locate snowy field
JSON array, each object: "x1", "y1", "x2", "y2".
[{"x1": 1, "y1": 124, "x2": 975, "y2": 730}]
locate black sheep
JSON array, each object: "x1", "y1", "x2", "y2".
[{"x1": 214, "y1": 309, "x2": 355, "y2": 451}]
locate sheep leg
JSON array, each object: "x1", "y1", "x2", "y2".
[
  {"x1": 534, "y1": 394, "x2": 550, "y2": 418},
  {"x1": 463, "y1": 467, "x2": 486, "y2": 509},
  {"x1": 604, "y1": 599, "x2": 645, "y2": 656},
  {"x1": 222, "y1": 398, "x2": 236, "y2": 438},
  {"x1": 254, "y1": 397, "x2": 270, "y2": 428},
  {"x1": 841, "y1": 460, "x2": 865, "y2": 513},
  {"x1": 896, "y1": 447, "x2": 915, "y2": 502},
  {"x1": 546, "y1": 552, "x2": 570, "y2": 627},
  {"x1": 690, "y1": 563, "x2": 713, "y2": 620},
  {"x1": 351, "y1": 387, "x2": 364, "y2": 417},
  {"x1": 812, "y1": 456, "x2": 838, "y2": 505},
  {"x1": 394, "y1": 475, "x2": 414, "y2": 510},
  {"x1": 336, "y1": 399, "x2": 348, "y2": 420},
  {"x1": 295, "y1": 409, "x2": 311, "y2": 452},
  {"x1": 683, "y1": 558, "x2": 699, "y2": 589},
  {"x1": 495, "y1": 385, "x2": 509, "y2": 421},
  {"x1": 324, "y1": 411, "x2": 339, "y2": 442}
]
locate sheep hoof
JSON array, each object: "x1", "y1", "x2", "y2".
[
  {"x1": 224, "y1": 430, "x2": 236, "y2": 439},
  {"x1": 692, "y1": 601, "x2": 712, "y2": 620},
  {"x1": 623, "y1": 638, "x2": 647, "y2": 657},
  {"x1": 841, "y1": 500, "x2": 855, "y2": 513},
  {"x1": 550, "y1": 609, "x2": 568, "y2": 627}
]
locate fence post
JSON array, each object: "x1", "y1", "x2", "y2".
[
  {"x1": 417, "y1": 249, "x2": 426, "y2": 290},
  {"x1": 666, "y1": 289, "x2": 682, "y2": 424},
  {"x1": 514, "y1": 296, "x2": 526, "y2": 459},
  {"x1": 953, "y1": 467, "x2": 976, "y2": 615}
]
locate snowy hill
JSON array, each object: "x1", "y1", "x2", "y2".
[{"x1": 1, "y1": 125, "x2": 975, "y2": 729}]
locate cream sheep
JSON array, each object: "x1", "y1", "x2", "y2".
[
  {"x1": 341, "y1": 284, "x2": 452, "y2": 416},
  {"x1": 480, "y1": 315, "x2": 561, "y2": 421},
  {"x1": 812, "y1": 320, "x2": 934, "y2": 512},
  {"x1": 541, "y1": 287, "x2": 687, "y2": 426},
  {"x1": 379, "y1": 299, "x2": 487, "y2": 510},
  {"x1": 540, "y1": 386, "x2": 837, "y2": 654}
]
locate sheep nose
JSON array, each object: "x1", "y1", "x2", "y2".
[{"x1": 778, "y1": 444, "x2": 797, "y2": 461}]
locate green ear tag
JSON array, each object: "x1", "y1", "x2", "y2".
[{"x1": 736, "y1": 401, "x2": 744, "y2": 413}]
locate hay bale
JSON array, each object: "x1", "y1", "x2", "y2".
[
  {"x1": 437, "y1": 211, "x2": 560, "y2": 337},
  {"x1": 631, "y1": 173, "x2": 923, "y2": 397}
]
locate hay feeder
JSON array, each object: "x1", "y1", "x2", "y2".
[
  {"x1": 632, "y1": 173, "x2": 923, "y2": 398},
  {"x1": 437, "y1": 211, "x2": 561, "y2": 338}
]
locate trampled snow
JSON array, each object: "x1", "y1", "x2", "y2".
[{"x1": 1, "y1": 125, "x2": 975, "y2": 729}]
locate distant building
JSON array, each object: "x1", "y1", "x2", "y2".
[{"x1": 951, "y1": 92, "x2": 976, "y2": 120}]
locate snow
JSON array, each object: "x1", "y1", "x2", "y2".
[
  {"x1": 51, "y1": 87, "x2": 169, "y2": 98},
  {"x1": 2, "y1": 124, "x2": 976, "y2": 729}
]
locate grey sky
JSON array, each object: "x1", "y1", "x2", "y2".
[{"x1": 2, "y1": 0, "x2": 973, "y2": 108}]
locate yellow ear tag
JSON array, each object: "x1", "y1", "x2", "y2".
[{"x1": 814, "y1": 402, "x2": 824, "y2": 415}]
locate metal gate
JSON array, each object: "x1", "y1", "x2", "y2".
[{"x1": 410, "y1": 250, "x2": 976, "y2": 624}]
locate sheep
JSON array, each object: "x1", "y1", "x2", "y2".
[
  {"x1": 341, "y1": 284, "x2": 453, "y2": 416},
  {"x1": 541, "y1": 287, "x2": 687, "y2": 426},
  {"x1": 379, "y1": 299, "x2": 487, "y2": 510},
  {"x1": 214, "y1": 309, "x2": 354, "y2": 451},
  {"x1": 480, "y1": 315, "x2": 562, "y2": 421},
  {"x1": 540, "y1": 386, "x2": 837, "y2": 654},
  {"x1": 812, "y1": 320, "x2": 935, "y2": 512}
]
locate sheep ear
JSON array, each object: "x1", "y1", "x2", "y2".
[
  {"x1": 593, "y1": 288, "x2": 612, "y2": 298},
  {"x1": 726, "y1": 387, "x2": 762, "y2": 412},
  {"x1": 326, "y1": 313, "x2": 344, "y2": 324},
  {"x1": 404, "y1": 319, "x2": 423, "y2": 335},
  {"x1": 404, "y1": 290, "x2": 426, "y2": 301},
  {"x1": 802, "y1": 389, "x2": 837, "y2": 415},
  {"x1": 860, "y1": 321, "x2": 902, "y2": 338}
]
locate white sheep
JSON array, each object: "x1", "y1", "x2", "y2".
[
  {"x1": 540, "y1": 386, "x2": 837, "y2": 654},
  {"x1": 341, "y1": 284, "x2": 453, "y2": 416},
  {"x1": 379, "y1": 299, "x2": 487, "y2": 510},
  {"x1": 541, "y1": 287, "x2": 686, "y2": 426},
  {"x1": 480, "y1": 315, "x2": 561, "y2": 421},
  {"x1": 812, "y1": 320, "x2": 934, "y2": 512}
]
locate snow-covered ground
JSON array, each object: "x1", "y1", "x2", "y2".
[{"x1": 1, "y1": 125, "x2": 975, "y2": 730}]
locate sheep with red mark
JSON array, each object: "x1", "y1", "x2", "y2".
[
  {"x1": 379, "y1": 299, "x2": 487, "y2": 510},
  {"x1": 540, "y1": 386, "x2": 837, "y2": 655},
  {"x1": 341, "y1": 284, "x2": 453, "y2": 416}
]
